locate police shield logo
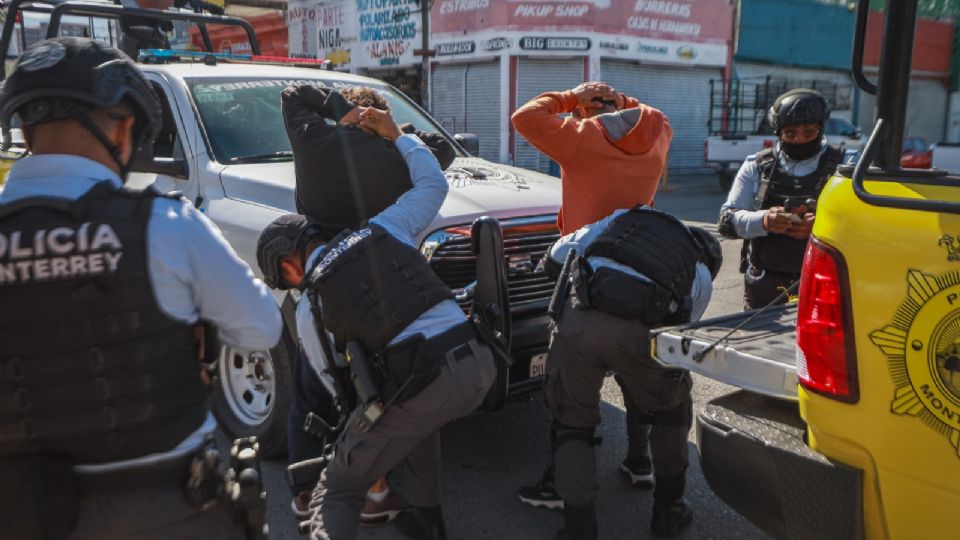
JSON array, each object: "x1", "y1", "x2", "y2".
[
  {"x1": 870, "y1": 269, "x2": 960, "y2": 457},
  {"x1": 17, "y1": 41, "x2": 67, "y2": 72}
]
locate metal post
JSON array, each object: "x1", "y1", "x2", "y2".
[
  {"x1": 875, "y1": 0, "x2": 918, "y2": 170},
  {"x1": 420, "y1": 0, "x2": 431, "y2": 112}
]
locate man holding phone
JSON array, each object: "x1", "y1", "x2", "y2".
[{"x1": 718, "y1": 89, "x2": 844, "y2": 309}]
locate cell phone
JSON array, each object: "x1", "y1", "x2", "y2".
[{"x1": 783, "y1": 197, "x2": 805, "y2": 213}]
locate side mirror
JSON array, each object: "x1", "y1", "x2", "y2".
[
  {"x1": 454, "y1": 133, "x2": 480, "y2": 157},
  {"x1": 132, "y1": 143, "x2": 189, "y2": 179}
]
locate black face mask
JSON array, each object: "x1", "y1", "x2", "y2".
[{"x1": 780, "y1": 137, "x2": 821, "y2": 161}]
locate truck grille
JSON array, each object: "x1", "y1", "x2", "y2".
[{"x1": 426, "y1": 221, "x2": 561, "y2": 313}]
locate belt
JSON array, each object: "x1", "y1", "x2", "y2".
[
  {"x1": 421, "y1": 321, "x2": 478, "y2": 362},
  {"x1": 75, "y1": 452, "x2": 192, "y2": 493}
]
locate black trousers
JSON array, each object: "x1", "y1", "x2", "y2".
[
  {"x1": 288, "y1": 347, "x2": 338, "y2": 495},
  {"x1": 743, "y1": 267, "x2": 800, "y2": 310}
]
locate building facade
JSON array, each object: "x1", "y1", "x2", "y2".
[{"x1": 288, "y1": 0, "x2": 735, "y2": 172}]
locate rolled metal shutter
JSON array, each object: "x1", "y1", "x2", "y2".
[
  {"x1": 431, "y1": 61, "x2": 502, "y2": 162},
  {"x1": 515, "y1": 58, "x2": 583, "y2": 174},
  {"x1": 601, "y1": 60, "x2": 718, "y2": 170},
  {"x1": 906, "y1": 79, "x2": 948, "y2": 144}
]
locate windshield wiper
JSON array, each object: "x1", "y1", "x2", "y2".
[{"x1": 228, "y1": 151, "x2": 294, "y2": 164}]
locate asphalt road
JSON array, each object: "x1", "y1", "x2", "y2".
[{"x1": 256, "y1": 174, "x2": 773, "y2": 540}]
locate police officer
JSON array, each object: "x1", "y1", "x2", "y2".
[
  {"x1": 295, "y1": 106, "x2": 496, "y2": 540},
  {"x1": 0, "y1": 38, "x2": 281, "y2": 538},
  {"x1": 718, "y1": 89, "x2": 844, "y2": 309},
  {"x1": 543, "y1": 206, "x2": 720, "y2": 539},
  {"x1": 256, "y1": 215, "x2": 409, "y2": 526}
]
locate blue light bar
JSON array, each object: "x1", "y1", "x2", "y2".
[{"x1": 138, "y1": 49, "x2": 329, "y2": 66}]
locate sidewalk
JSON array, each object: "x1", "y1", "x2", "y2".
[{"x1": 653, "y1": 172, "x2": 728, "y2": 225}]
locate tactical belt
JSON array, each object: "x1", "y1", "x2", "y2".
[
  {"x1": 418, "y1": 321, "x2": 478, "y2": 362},
  {"x1": 75, "y1": 452, "x2": 192, "y2": 493}
]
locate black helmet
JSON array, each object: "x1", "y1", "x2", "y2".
[
  {"x1": 688, "y1": 226, "x2": 723, "y2": 281},
  {"x1": 0, "y1": 37, "x2": 162, "y2": 149},
  {"x1": 256, "y1": 214, "x2": 330, "y2": 290},
  {"x1": 766, "y1": 89, "x2": 831, "y2": 133}
]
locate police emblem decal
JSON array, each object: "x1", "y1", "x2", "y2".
[
  {"x1": 870, "y1": 269, "x2": 960, "y2": 457},
  {"x1": 17, "y1": 41, "x2": 67, "y2": 72},
  {"x1": 937, "y1": 234, "x2": 960, "y2": 261}
]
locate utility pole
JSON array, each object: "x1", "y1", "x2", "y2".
[{"x1": 420, "y1": 0, "x2": 431, "y2": 112}]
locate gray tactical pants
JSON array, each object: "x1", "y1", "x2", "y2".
[
  {"x1": 308, "y1": 339, "x2": 496, "y2": 540},
  {"x1": 545, "y1": 297, "x2": 693, "y2": 507}
]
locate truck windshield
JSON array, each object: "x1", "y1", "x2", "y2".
[{"x1": 186, "y1": 77, "x2": 459, "y2": 164}]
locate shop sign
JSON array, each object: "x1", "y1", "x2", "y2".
[
  {"x1": 519, "y1": 36, "x2": 591, "y2": 51},
  {"x1": 483, "y1": 37, "x2": 512, "y2": 51},
  {"x1": 437, "y1": 41, "x2": 477, "y2": 55}
]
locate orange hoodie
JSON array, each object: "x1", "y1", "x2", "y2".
[{"x1": 511, "y1": 91, "x2": 673, "y2": 234}]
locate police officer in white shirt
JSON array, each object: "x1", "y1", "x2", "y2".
[{"x1": 0, "y1": 37, "x2": 281, "y2": 539}]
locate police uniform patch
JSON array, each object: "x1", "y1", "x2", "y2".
[
  {"x1": 17, "y1": 41, "x2": 67, "y2": 72},
  {"x1": 870, "y1": 269, "x2": 960, "y2": 458}
]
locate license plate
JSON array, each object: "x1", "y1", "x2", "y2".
[{"x1": 529, "y1": 353, "x2": 548, "y2": 378}]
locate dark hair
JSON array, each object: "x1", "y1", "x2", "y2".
[{"x1": 339, "y1": 87, "x2": 389, "y2": 111}]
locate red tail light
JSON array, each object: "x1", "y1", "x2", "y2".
[
  {"x1": 763, "y1": 139, "x2": 775, "y2": 149},
  {"x1": 796, "y1": 238, "x2": 858, "y2": 402}
]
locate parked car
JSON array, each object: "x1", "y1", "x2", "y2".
[{"x1": 900, "y1": 136, "x2": 932, "y2": 168}]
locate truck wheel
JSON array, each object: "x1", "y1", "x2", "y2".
[
  {"x1": 212, "y1": 329, "x2": 294, "y2": 458},
  {"x1": 718, "y1": 170, "x2": 735, "y2": 191}
]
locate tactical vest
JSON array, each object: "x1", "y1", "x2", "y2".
[
  {"x1": 0, "y1": 183, "x2": 208, "y2": 464},
  {"x1": 312, "y1": 224, "x2": 453, "y2": 353},
  {"x1": 582, "y1": 207, "x2": 703, "y2": 324},
  {"x1": 748, "y1": 145, "x2": 843, "y2": 274}
]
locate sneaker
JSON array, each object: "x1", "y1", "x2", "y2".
[
  {"x1": 517, "y1": 467, "x2": 564, "y2": 510},
  {"x1": 360, "y1": 488, "x2": 408, "y2": 526},
  {"x1": 620, "y1": 457, "x2": 654, "y2": 489},
  {"x1": 650, "y1": 498, "x2": 693, "y2": 537},
  {"x1": 290, "y1": 491, "x2": 313, "y2": 519}
]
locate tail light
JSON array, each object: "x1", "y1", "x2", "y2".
[
  {"x1": 796, "y1": 238, "x2": 859, "y2": 402},
  {"x1": 763, "y1": 139, "x2": 775, "y2": 149}
]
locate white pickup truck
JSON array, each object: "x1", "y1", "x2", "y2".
[
  {"x1": 706, "y1": 116, "x2": 865, "y2": 190},
  {"x1": 117, "y1": 57, "x2": 562, "y2": 455}
]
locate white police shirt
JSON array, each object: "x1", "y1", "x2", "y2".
[
  {"x1": 0, "y1": 154, "x2": 283, "y2": 469},
  {"x1": 548, "y1": 208, "x2": 713, "y2": 322}
]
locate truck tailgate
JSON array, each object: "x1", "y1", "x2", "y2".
[{"x1": 651, "y1": 304, "x2": 798, "y2": 400}]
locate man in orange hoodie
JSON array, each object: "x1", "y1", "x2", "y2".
[
  {"x1": 512, "y1": 83, "x2": 676, "y2": 522},
  {"x1": 511, "y1": 81, "x2": 673, "y2": 234}
]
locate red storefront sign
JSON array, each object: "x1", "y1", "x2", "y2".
[
  {"x1": 189, "y1": 12, "x2": 289, "y2": 57},
  {"x1": 863, "y1": 11, "x2": 953, "y2": 74},
  {"x1": 433, "y1": 0, "x2": 733, "y2": 44}
]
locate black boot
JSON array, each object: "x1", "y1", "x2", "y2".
[
  {"x1": 650, "y1": 471, "x2": 692, "y2": 537},
  {"x1": 650, "y1": 498, "x2": 693, "y2": 537},
  {"x1": 394, "y1": 505, "x2": 447, "y2": 540},
  {"x1": 555, "y1": 502, "x2": 597, "y2": 540}
]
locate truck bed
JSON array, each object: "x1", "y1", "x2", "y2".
[{"x1": 651, "y1": 304, "x2": 798, "y2": 400}]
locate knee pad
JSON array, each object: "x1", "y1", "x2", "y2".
[{"x1": 552, "y1": 420, "x2": 602, "y2": 454}]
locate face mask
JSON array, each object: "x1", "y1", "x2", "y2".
[{"x1": 780, "y1": 137, "x2": 821, "y2": 161}]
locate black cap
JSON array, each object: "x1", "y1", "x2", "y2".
[
  {"x1": 766, "y1": 89, "x2": 831, "y2": 133},
  {"x1": 0, "y1": 37, "x2": 162, "y2": 147},
  {"x1": 256, "y1": 214, "x2": 330, "y2": 290}
]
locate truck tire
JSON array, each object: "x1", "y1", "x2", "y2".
[
  {"x1": 718, "y1": 170, "x2": 735, "y2": 191},
  {"x1": 212, "y1": 327, "x2": 295, "y2": 458}
]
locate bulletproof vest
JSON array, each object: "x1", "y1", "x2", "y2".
[
  {"x1": 312, "y1": 224, "x2": 453, "y2": 353},
  {"x1": 582, "y1": 207, "x2": 703, "y2": 324},
  {"x1": 748, "y1": 145, "x2": 843, "y2": 274},
  {"x1": 0, "y1": 183, "x2": 208, "y2": 464}
]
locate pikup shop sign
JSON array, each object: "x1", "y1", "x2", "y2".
[{"x1": 431, "y1": 0, "x2": 732, "y2": 66}]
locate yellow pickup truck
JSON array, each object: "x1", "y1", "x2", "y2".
[{"x1": 651, "y1": 1, "x2": 959, "y2": 538}]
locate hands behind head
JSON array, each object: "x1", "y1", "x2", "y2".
[
  {"x1": 357, "y1": 107, "x2": 403, "y2": 141},
  {"x1": 763, "y1": 206, "x2": 815, "y2": 239},
  {"x1": 571, "y1": 82, "x2": 618, "y2": 111}
]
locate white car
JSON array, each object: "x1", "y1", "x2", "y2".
[{"x1": 125, "y1": 58, "x2": 562, "y2": 455}]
